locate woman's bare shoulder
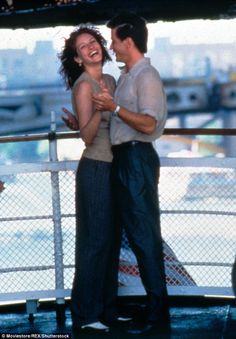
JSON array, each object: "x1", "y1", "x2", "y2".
[{"x1": 73, "y1": 78, "x2": 92, "y2": 94}]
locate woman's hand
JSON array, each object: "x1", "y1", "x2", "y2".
[
  {"x1": 61, "y1": 107, "x2": 79, "y2": 130},
  {"x1": 92, "y1": 80, "x2": 115, "y2": 111}
]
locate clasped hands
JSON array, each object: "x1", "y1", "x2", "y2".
[
  {"x1": 92, "y1": 85, "x2": 115, "y2": 113},
  {"x1": 61, "y1": 86, "x2": 115, "y2": 131}
]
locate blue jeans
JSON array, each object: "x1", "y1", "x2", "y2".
[
  {"x1": 71, "y1": 157, "x2": 115, "y2": 326},
  {"x1": 111, "y1": 141, "x2": 169, "y2": 322}
]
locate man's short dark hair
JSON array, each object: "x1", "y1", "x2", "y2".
[{"x1": 107, "y1": 12, "x2": 148, "y2": 53}]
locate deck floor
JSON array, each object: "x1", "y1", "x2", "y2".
[{"x1": 0, "y1": 297, "x2": 235, "y2": 338}]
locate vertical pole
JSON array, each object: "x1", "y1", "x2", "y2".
[
  {"x1": 49, "y1": 111, "x2": 66, "y2": 323},
  {"x1": 223, "y1": 109, "x2": 236, "y2": 157}
]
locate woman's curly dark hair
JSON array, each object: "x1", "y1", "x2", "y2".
[{"x1": 58, "y1": 25, "x2": 111, "y2": 89}]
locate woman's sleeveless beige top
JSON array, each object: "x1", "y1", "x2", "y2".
[{"x1": 72, "y1": 72, "x2": 116, "y2": 163}]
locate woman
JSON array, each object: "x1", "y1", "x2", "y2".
[{"x1": 58, "y1": 26, "x2": 117, "y2": 332}]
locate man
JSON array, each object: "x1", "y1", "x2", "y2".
[{"x1": 92, "y1": 12, "x2": 170, "y2": 335}]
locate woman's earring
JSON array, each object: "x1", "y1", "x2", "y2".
[{"x1": 78, "y1": 62, "x2": 82, "y2": 67}]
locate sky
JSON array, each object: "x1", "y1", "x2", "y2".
[{"x1": 0, "y1": 18, "x2": 236, "y2": 53}]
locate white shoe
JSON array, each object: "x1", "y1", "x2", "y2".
[
  {"x1": 81, "y1": 321, "x2": 109, "y2": 331},
  {"x1": 117, "y1": 316, "x2": 132, "y2": 322}
]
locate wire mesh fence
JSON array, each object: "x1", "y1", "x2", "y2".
[{"x1": 0, "y1": 135, "x2": 235, "y2": 305}]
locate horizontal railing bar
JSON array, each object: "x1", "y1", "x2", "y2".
[
  {"x1": 161, "y1": 157, "x2": 236, "y2": 167},
  {"x1": 0, "y1": 213, "x2": 75, "y2": 223},
  {"x1": 0, "y1": 160, "x2": 78, "y2": 175},
  {"x1": 0, "y1": 261, "x2": 232, "y2": 275},
  {"x1": 0, "y1": 215, "x2": 53, "y2": 222},
  {"x1": 179, "y1": 262, "x2": 234, "y2": 267},
  {"x1": 0, "y1": 266, "x2": 56, "y2": 273},
  {"x1": 0, "y1": 264, "x2": 74, "y2": 274},
  {"x1": 0, "y1": 131, "x2": 80, "y2": 143},
  {"x1": 162, "y1": 210, "x2": 236, "y2": 216},
  {"x1": 2, "y1": 210, "x2": 235, "y2": 223},
  {"x1": 119, "y1": 286, "x2": 235, "y2": 297},
  {"x1": 1, "y1": 128, "x2": 236, "y2": 144},
  {"x1": 0, "y1": 286, "x2": 234, "y2": 302},
  {"x1": 164, "y1": 128, "x2": 236, "y2": 136},
  {"x1": 1, "y1": 158, "x2": 236, "y2": 176},
  {"x1": 121, "y1": 261, "x2": 233, "y2": 267},
  {"x1": 0, "y1": 289, "x2": 71, "y2": 302}
]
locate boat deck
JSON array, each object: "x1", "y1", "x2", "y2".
[{"x1": 0, "y1": 297, "x2": 235, "y2": 338}]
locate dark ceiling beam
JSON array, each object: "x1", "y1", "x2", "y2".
[{"x1": 0, "y1": 0, "x2": 236, "y2": 29}]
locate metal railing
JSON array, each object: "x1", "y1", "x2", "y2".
[{"x1": 0, "y1": 123, "x2": 236, "y2": 314}]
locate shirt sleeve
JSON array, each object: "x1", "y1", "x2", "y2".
[{"x1": 137, "y1": 67, "x2": 166, "y2": 122}]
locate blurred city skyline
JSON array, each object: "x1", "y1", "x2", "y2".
[
  {"x1": 1, "y1": 18, "x2": 236, "y2": 159},
  {"x1": 1, "y1": 19, "x2": 236, "y2": 90},
  {"x1": 0, "y1": 18, "x2": 236, "y2": 52}
]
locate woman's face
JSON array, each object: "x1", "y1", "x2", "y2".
[{"x1": 74, "y1": 33, "x2": 103, "y2": 66}]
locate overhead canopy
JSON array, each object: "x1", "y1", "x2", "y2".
[{"x1": 0, "y1": 0, "x2": 236, "y2": 29}]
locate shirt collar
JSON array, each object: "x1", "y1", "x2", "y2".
[{"x1": 121, "y1": 57, "x2": 150, "y2": 76}]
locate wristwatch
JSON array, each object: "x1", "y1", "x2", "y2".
[{"x1": 112, "y1": 105, "x2": 120, "y2": 117}]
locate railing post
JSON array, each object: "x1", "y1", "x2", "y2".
[{"x1": 49, "y1": 111, "x2": 66, "y2": 323}]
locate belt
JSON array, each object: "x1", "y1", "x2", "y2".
[{"x1": 111, "y1": 141, "x2": 151, "y2": 150}]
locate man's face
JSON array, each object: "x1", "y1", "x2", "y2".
[{"x1": 110, "y1": 28, "x2": 128, "y2": 63}]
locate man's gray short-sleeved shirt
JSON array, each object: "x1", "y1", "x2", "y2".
[{"x1": 110, "y1": 57, "x2": 167, "y2": 145}]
